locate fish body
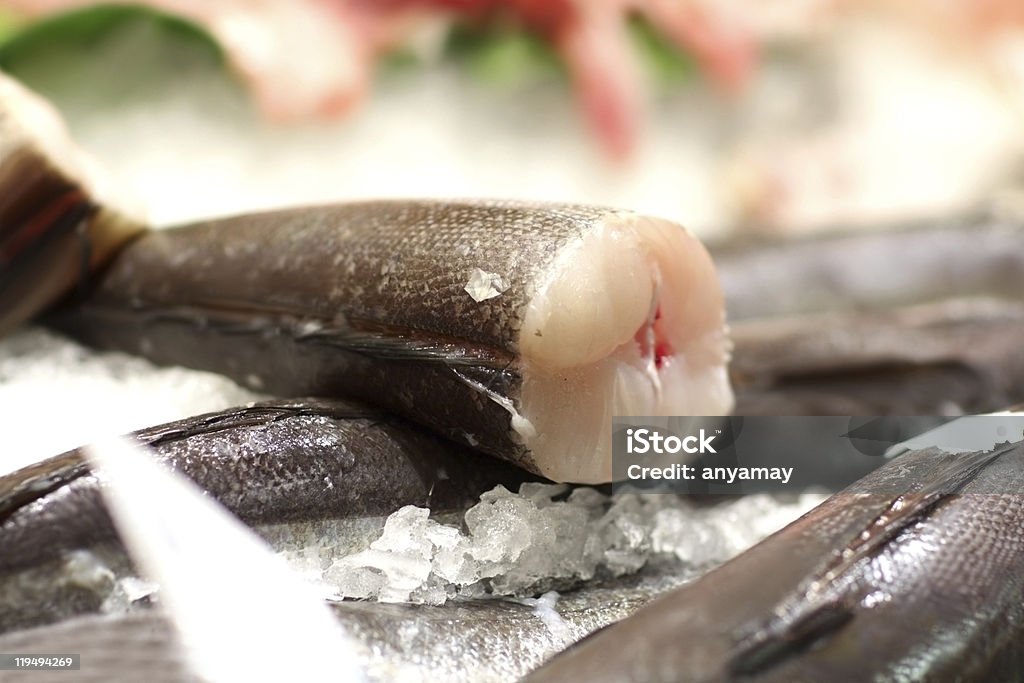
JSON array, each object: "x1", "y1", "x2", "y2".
[
  {"x1": 49, "y1": 200, "x2": 732, "y2": 483},
  {"x1": 707, "y1": 210, "x2": 1024, "y2": 414},
  {"x1": 0, "y1": 564, "x2": 692, "y2": 683},
  {"x1": 710, "y1": 209, "x2": 1024, "y2": 321},
  {"x1": 0, "y1": 398, "x2": 532, "y2": 630},
  {"x1": 524, "y1": 440, "x2": 1024, "y2": 682},
  {"x1": 731, "y1": 298, "x2": 1024, "y2": 414},
  {"x1": 0, "y1": 397, "x2": 532, "y2": 572}
]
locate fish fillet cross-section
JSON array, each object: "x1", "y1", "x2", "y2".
[{"x1": 51, "y1": 200, "x2": 733, "y2": 483}]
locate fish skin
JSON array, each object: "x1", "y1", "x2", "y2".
[
  {"x1": 0, "y1": 398, "x2": 533, "y2": 575},
  {"x1": 523, "y1": 441, "x2": 1024, "y2": 683},
  {"x1": 709, "y1": 205, "x2": 1024, "y2": 416},
  {"x1": 46, "y1": 201, "x2": 602, "y2": 476},
  {"x1": 709, "y1": 207, "x2": 1024, "y2": 321},
  {"x1": 731, "y1": 298, "x2": 1024, "y2": 415},
  {"x1": 0, "y1": 564, "x2": 692, "y2": 683},
  {"x1": 0, "y1": 610, "x2": 194, "y2": 683},
  {"x1": 47, "y1": 199, "x2": 727, "y2": 480}
]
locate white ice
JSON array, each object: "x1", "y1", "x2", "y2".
[{"x1": 318, "y1": 483, "x2": 823, "y2": 605}]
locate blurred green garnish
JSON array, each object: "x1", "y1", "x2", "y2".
[
  {"x1": 0, "y1": 4, "x2": 221, "y2": 66},
  {"x1": 0, "y1": 4, "x2": 226, "y2": 106},
  {"x1": 0, "y1": 5, "x2": 697, "y2": 104},
  {"x1": 628, "y1": 15, "x2": 696, "y2": 86},
  {"x1": 0, "y1": 8, "x2": 27, "y2": 44},
  {"x1": 443, "y1": 16, "x2": 695, "y2": 88},
  {"x1": 445, "y1": 21, "x2": 565, "y2": 87}
]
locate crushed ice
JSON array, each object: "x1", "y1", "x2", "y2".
[
  {"x1": 0, "y1": 328, "x2": 261, "y2": 474},
  {"x1": 317, "y1": 483, "x2": 823, "y2": 605},
  {"x1": 464, "y1": 268, "x2": 509, "y2": 302},
  {"x1": 514, "y1": 591, "x2": 574, "y2": 648},
  {"x1": 101, "y1": 576, "x2": 159, "y2": 614}
]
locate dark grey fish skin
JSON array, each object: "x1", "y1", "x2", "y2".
[
  {"x1": 731, "y1": 298, "x2": 1024, "y2": 415},
  {"x1": 0, "y1": 611, "x2": 194, "y2": 683},
  {"x1": 710, "y1": 207, "x2": 1024, "y2": 321},
  {"x1": 46, "y1": 200, "x2": 730, "y2": 483},
  {"x1": 47, "y1": 201, "x2": 606, "y2": 477},
  {"x1": 0, "y1": 398, "x2": 533, "y2": 575},
  {"x1": 714, "y1": 208, "x2": 1024, "y2": 415},
  {"x1": 523, "y1": 441, "x2": 1024, "y2": 683}
]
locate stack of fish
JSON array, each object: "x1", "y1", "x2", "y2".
[{"x1": 3, "y1": 71, "x2": 1024, "y2": 682}]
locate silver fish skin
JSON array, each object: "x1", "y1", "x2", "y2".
[
  {"x1": 47, "y1": 200, "x2": 732, "y2": 483},
  {"x1": 523, "y1": 440, "x2": 1024, "y2": 683},
  {"x1": 0, "y1": 398, "x2": 531, "y2": 575},
  {"x1": 0, "y1": 564, "x2": 692, "y2": 683},
  {"x1": 0, "y1": 398, "x2": 532, "y2": 632}
]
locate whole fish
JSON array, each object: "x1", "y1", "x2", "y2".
[
  {"x1": 47, "y1": 200, "x2": 733, "y2": 484},
  {"x1": 0, "y1": 73, "x2": 143, "y2": 336},
  {"x1": 708, "y1": 209, "x2": 1024, "y2": 414},
  {"x1": 523, "y1": 439, "x2": 1024, "y2": 682},
  {"x1": 710, "y1": 207, "x2": 1024, "y2": 321},
  {"x1": 0, "y1": 398, "x2": 532, "y2": 631},
  {"x1": 731, "y1": 298, "x2": 1024, "y2": 415}
]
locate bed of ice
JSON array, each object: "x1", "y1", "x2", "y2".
[
  {"x1": 306, "y1": 484, "x2": 824, "y2": 605},
  {"x1": 0, "y1": 327, "x2": 262, "y2": 474}
]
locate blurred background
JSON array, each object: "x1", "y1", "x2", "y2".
[{"x1": 2, "y1": 0, "x2": 1023, "y2": 239}]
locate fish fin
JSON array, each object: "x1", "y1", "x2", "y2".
[
  {"x1": 299, "y1": 322, "x2": 513, "y2": 367},
  {"x1": 0, "y1": 450, "x2": 89, "y2": 522},
  {"x1": 124, "y1": 303, "x2": 515, "y2": 368},
  {"x1": 729, "y1": 442, "x2": 1019, "y2": 675},
  {"x1": 823, "y1": 443, "x2": 1018, "y2": 578},
  {"x1": 730, "y1": 600, "x2": 854, "y2": 676}
]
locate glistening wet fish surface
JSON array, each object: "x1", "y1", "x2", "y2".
[
  {"x1": 523, "y1": 439, "x2": 1024, "y2": 683},
  {"x1": 0, "y1": 398, "x2": 532, "y2": 631},
  {"x1": 0, "y1": 566, "x2": 692, "y2": 683},
  {"x1": 48, "y1": 200, "x2": 733, "y2": 483}
]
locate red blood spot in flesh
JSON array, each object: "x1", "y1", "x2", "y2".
[{"x1": 635, "y1": 306, "x2": 673, "y2": 369}]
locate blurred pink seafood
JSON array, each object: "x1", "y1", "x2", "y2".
[
  {"x1": 2, "y1": 0, "x2": 756, "y2": 158},
  {"x1": 430, "y1": 0, "x2": 756, "y2": 158},
  {"x1": 7, "y1": 0, "x2": 1024, "y2": 159}
]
